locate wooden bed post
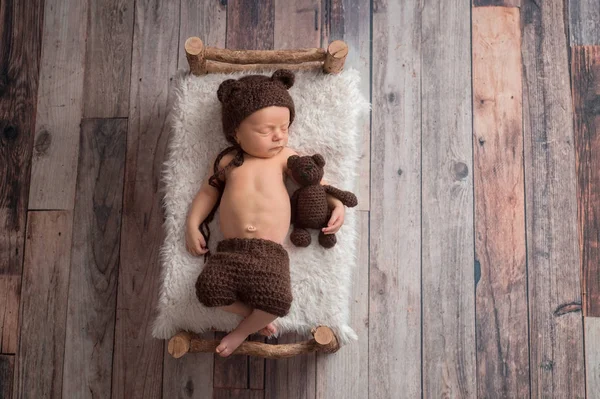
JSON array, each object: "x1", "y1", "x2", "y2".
[
  {"x1": 168, "y1": 326, "x2": 340, "y2": 359},
  {"x1": 324, "y1": 40, "x2": 349, "y2": 74},
  {"x1": 185, "y1": 37, "x2": 207, "y2": 76},
  {"x1": 184, "y1": 37, "x2": 348, "y2": 75}
]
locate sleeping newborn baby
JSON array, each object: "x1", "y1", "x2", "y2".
[{"x1": 185, "y1": 69, "x2": 347, "y2": 357}]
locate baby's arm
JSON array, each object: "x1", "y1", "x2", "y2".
[{"x1": 185, "y1": 154, "x2": 231, "y2": 256}]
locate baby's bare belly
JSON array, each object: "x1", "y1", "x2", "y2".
[{"x1": 219, "y1": 183, "x2": 291, "y2": 244}]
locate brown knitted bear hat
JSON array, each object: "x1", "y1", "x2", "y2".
[{"x1": 217, "y1": 69, "x2": 296, "y2": 145}]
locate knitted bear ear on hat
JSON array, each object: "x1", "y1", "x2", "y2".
[
  {"x1": 312, "y1": 154, "x2": 326, "y2": 168},
  {"x1": 217, "y1": 79, "x2": 243, "y2": 103},
  {"x1": 271, "y1": 69, "x2": 295, "y2": 89}
]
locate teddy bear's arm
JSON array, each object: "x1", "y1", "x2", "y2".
[{"x1": 323, "y1": 185, "x2": 358, "y2": 208}]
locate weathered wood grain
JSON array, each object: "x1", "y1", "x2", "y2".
[
  {"x1": 178, "y1": 0, "x2": 226, "y2": 69},
  {"x1": 13, "y1": 211, "x2": 72, "y2": 399},
  {"x1": 585, "y1": 317, "x2": 600, "y2": 396},
  {"x1": 265, "y1": 333, "x2": 316, "y2": 399},
  {"x1": 0, "y1": 355, "x2": 14, "y2": 399},
  {"x1": 227, "y1": 0, "x2": 274, "y2": 50},
  {"x1": 322, "y1": 0, "x2": 370, "y2": 211},
  {"x1": 421, "y1": 0, "x2": 476, "y2": 397},
  {"x1": 0, "y1": 277, "x2": 19, "y2": 357},
  {"x1": 28, "y1": 0, "x2": 88, "y2": 209},
  {"x1": 316, "y1": 211, "x2": 368, "y2": 399},
  {"x1": 61, "y1": 119, "x2": 126, "y2": 398},
  {"x1": 571, "y1": 45, "x2": 600, "y2": 317},
  {"x1": 83, "y1": 0, "x2": 134, "y2": 118},
  {"x1": 472, "y1": 7, "x2": 529, "y2": 398},
  {"x1": 522, "y1": 1, "x2": 586, "y2": 396},
  {"x1": 0, "y1": 0, "x2": 44, "y2": 355},
  {"x1": 569, "y1": 0, "x2": 600, "y2": 45},
  {"x1": 370, "y1": 0, "x2": 421, "y2": 397},
  {"x1": 214, "y1": 388, "x2": 265, "y2": 399},
  {"x1": 163, "y1": 332, "x2": 216, "y2": 398},
  {"x1": 248, "y1": 335, "x2": 266, "y2": 389},
  {"x1": 111, "y1": 0, "x2": 179, "y2": 397},
  {"x1": 473, "y1": 0, "x2": 521, "y2": 7},
  {"x1": 275, "y1": 0, "x2": 321, "y2": 49},
  {"x1": 214, "y1": 330, "x2": 249, "y2": 389}
]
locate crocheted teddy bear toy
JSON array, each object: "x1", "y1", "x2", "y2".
[{"x1": 288, "y1": 154, "x2": 358, "y2": 248}]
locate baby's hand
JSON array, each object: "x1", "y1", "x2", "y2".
[
  {"x1": 322, "y1": 204, "x2": 345, "y2": 235},
  {"x1": 185, "y1": 226, "x2": 209, "y2": 256}
]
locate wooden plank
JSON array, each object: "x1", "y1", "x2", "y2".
[
  {"x1": 321, "y1": 0, "x2": 370, "y2": 211},
  {"x1": 274, "y1": 0, "x2": 320, "y2": 49},
  {"x1": 162, "y1": 332, "x2": 216, "y2": 398},
  {"x1": 214, "y1": 331, "x2": 248, "y2": 389},
  {"x1": 13, "y1": 211, "x2": 72, "y2": 399},
  {"x1": 571, "y1": 45, "x2": 600, "y2": 317},
  {"x1": 473, "y1": 0, "x2": 521, "y2": 7},
  {"x1": 369, "y1": 1, "x2": 421, "y2": 398},
  {"x1": 472, "y1": 7, "x2": 529, "y2": 398},
  {"x1": 28, "y1": 0, "x2": 88, "y2": 210},
  {"x1": 586, "y1": 317, "x2": 600, "y2": 395},
  {"x1": 522, "y1": 1, "x2": 586, "y2": 397},
  {"x1": 317, "y1": 1, "x2": 371, "y2": 395},
  {"x1": 248, "y1": 335, "x2": 265, "y2": 389},
  {"x1": 83, "y1": 0, "x2": 134, "y2": 118},
  {"x1": 1, "y1": 355, "x2": 14, "y2": 399},
  {"x1": 0, "y1": 0, "x2": 44, "y2": 355},
  {"x1": 161, "y1": 2, "x2": 228, "y2": 398},
  {"x1": 421, "y1": 0, "x2": 476, "y2": 397},
  {"x1": 316, "y1": 211, "x2": 368, "y2": 398},
  {"x1": 61, "y1": 119, "x2": 126, "y2": 398},
  {"x1": 178, "y1": 0, "x2": 226, "y2": 69},
  {"x1": 0, "y1": 277, "x2": 19, "y2": 356},
  {"x1": 227, "y1": 0, "x2": 274, "y2": 50},
  {"x1": 264, "y1": 333, "x2": 316, "y2": 399},
  {"x1": 569, "y1": 0, "x2": 600, "y2": 45},
  {"x1": 111, "y1": 0, "x2": 180, "y2": 397},
  {"x1": 214, "y1": 388, "x2": 264, "y2": 399}
]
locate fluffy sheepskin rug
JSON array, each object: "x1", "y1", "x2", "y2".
[{"x1": 151, "y1": 67, "x2": 370, "y2": 345}]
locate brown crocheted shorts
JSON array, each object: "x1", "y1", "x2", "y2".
[{"x1": 195, "y1": 238, "x2": 293, "y2": 317}]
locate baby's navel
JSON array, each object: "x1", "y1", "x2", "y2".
[{"x1": 246, "y1": 225, "x2": 257, "y2": 232}]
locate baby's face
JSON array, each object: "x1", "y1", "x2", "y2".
[{"x1": 234, "y1": 106, "x2": 290, "y2": 158}]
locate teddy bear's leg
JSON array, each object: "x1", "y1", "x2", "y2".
[
  {"x1": 290, "y1": 227, "x2": 311, "y2": 247},
  {"x1": 318, "y1": 231, "x2": 337, "y2": 248}
]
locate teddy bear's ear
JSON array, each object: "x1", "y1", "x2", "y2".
[
  {"x1": 271, "y1": 69, "x2": 295, "y2": 89},
  {"x1": 312, "y1": 154, "x2": 326, "y2": 168},
  {"x1": 217, "y1": 79, "x2": 242, "y2": 103},
  {"x1": 287, "y1": 155, "x2": 300, "y2": 169}
]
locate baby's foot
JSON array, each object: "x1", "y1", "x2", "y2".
[
  {"x1": 216, "y1": 330, "x2": 248, "y2": 357},
  {"x1": 258, "y1": 322, "x2": 277, "y2": 337}
]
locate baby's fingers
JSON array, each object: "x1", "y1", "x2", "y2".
[{"x1": 197, "y1": 238, "x2": 208, "y2": 254}]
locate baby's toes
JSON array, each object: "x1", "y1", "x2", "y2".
[
  {"x1": 216, "y1": 342, "x2": 228, "y2": 355},
  {"x1": 219, "y1": 347, "x2": 233, "y2": 357}
]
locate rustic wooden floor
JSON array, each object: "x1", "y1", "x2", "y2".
[{"x1": 1, "y1": 0, "x2": 600, "y2": 398}]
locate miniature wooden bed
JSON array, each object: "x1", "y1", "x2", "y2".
[{"x1": 166, "y1": 37, "x2": 349, "y2": 359}]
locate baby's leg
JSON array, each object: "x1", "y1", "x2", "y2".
[
  {"x1": 218, "y1": 301, "x2": 253, "y2": 317},
  {"x1": 219, "y1": 301, "x2": 277, "y2": 337},
  {"x1": 216, "y1": 309, "x2": 278, "y2": 357}
]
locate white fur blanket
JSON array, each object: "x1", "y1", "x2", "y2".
[{"x1": 151, "y1": 68, "x2": 370, "y2": 345}]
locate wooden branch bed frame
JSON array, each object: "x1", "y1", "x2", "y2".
[
  {"x1": 167, "y1": 37, "x2": 348, "y2": 358},
  {"x1": 168, "y1": 326, "x2": 340, "y2": 359},
  {"x1": 184, "y1": 36, "x2": 348, "y2": 75}
]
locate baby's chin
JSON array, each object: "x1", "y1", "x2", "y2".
[{"x1": 249, "y1": 146, "x2": 285, "y2": 158}]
